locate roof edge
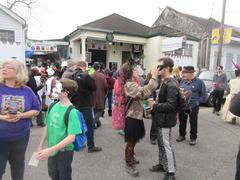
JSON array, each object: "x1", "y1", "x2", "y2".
[{"x1": 0, "y1": 3, "x2": 26, "y2": 26}]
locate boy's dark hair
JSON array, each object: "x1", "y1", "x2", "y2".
[
  {"x1": 60, "y1": 78, "x2": 78, "y2": 98},
  {"x1": 158, "y1": 57, "x2": 174, "y2": 73}
]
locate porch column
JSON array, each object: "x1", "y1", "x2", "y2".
[{"x1": 81, "y1": 37, "x2": 86, "y2": 61}]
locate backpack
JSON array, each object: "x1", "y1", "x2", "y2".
[{"x1": 48, "y1": 101, "x2": 88, "y2": 151}]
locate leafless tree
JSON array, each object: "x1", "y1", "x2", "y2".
[{"x1": 6, "y1": 0, "x2": 38, "y2": 10}]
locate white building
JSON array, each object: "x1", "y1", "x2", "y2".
[
  {"x1": 68, "y1": 13, "x2": 199, "y2": 73},
  {"x1": 0, "y1": 3, "x2": 27, "y2": 61}
]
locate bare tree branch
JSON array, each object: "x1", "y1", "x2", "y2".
[{"x1": 7, "y1": 0, "x2": 37, "y2": 10}]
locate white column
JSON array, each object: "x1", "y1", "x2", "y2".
[{"x1": 81, "y1": 38, "x2": 86, "y2": 61}]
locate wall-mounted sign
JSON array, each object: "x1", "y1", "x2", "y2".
[
  {"x1": 26, "y1": 41, "x2": 58, "y2": 52},
  {"x1": 132, "y1": 44, "x2": 143, "y2": 53},
  {"x1": 211, "y1": 28, "x2": 232, "y2": 45}
]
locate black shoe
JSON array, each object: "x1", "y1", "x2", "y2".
[
  {"x1": 108, "y1": 110, "x2": 112, "y2": 116},
  {"x1": 149, "y1": 164, "x2": 165, "y2": 172},
  {"x1": 189, "y1": 139, "x2": 196, "y2": 146},
  {"x1": 163, "y1": 173, "x2": 175, "y2": 180},
  {"x1": 216, "y1": 111, "x2": 220, "y2": 116},
  {"x1": 96, "y1": 121, "x2": 101, "y2": 127},
  {"x1": 176, "y1": 136, "x2": 185, "y2": 142},
  {"x1": 212, "y1": 109, "x2": 216, "y2": 114},
  {"x1": 88, "y1": 146, "x2": 102, "y2": 153},
  {"x1": 150, "y1": 139, "x2": 157, "y2": 145}
]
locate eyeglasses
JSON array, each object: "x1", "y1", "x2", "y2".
[{"x1": 157, "y1": 65, "x2": 166, "y2": 71}]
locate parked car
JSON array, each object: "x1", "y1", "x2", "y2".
[{"x1": 197, "y1": 70, "x2": 235, "y2": 106}]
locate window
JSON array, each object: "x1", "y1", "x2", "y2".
[
  {"x1": 226, "y1": 53, "x2": 233, "y2": 70},
  {"x1": 183, "y1": 44, "x2": 193, "y2": 57},
  {"x1": 0, "y1": 30, "x2": 15, "y2": 43}
]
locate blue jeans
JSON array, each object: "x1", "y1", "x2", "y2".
[
  {"x1": 78, "y1": 107, "x2": 95, "y2": 149},
  {"x1": 106, "y1": 90, "x2": 113, "y2": 111},
  {"x1": 48, "y1": 151, "x2": 73, "y2": 180},
  {"x1": 0, "y1": 135, "x2": 29, "y2": 180}
]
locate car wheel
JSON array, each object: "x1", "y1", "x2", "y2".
[{"x1": 207, "y1": 94, "x2": 214, "y2": 107}]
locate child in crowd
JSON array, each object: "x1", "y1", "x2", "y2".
[{"x1": 37, "y1": 78, "x2": 81, "y2": 180}]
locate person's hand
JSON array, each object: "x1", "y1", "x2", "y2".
[
  {"x1": 151, "y1": 66, "x2": 158, "y2": 79},
  {"x1": 37, "y1": 148, "x2": 52, "y2": 160},
  {"x1": 148, "y1": 99, "x2": 155, "y2": 110},
  {"x1": 3, "y1": 114, "x2": 20, "y2": 122}
]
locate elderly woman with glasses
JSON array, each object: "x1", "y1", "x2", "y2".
[{"x1": 0, "y1": 59, "x2": 40, "y2": 180}]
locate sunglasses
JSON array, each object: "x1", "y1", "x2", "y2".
[{"x1": 157, "y1": 65, "x2": 166, "y2": 71}]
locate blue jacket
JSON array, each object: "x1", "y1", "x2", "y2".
[{"x1": 180, "y1": 78, "x2": 208, "y2": 108}]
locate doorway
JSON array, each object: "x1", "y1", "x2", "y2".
[{"x1": 88, "y1": 49, "x2": 107, "y2": 67}]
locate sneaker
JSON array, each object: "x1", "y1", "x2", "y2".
[
  {"x1": 216, "y1": 112, "x2": 220, "y2": 116},
  {"x1": 189, "y1": 139, "x2": 197, "y2": 146},
  {"x1": 163, "y1": 173, "x2": 175, "y2": 180},
  {"x1": 150, "y1": 139, "x2": 157, "y2": 145},
  {"x1": 149, "y1": 164, "x2": 165, "y2": 172},
  {"x1": 132, "y1": 157, "x2": 139, "y2": 165},
  {"x1": 232, "y1": 117, "x2": 237, "y2": 125},
  {"x1": 176, "y1": 136, "x2": 185, "y2": 142},
  {"x1": 126, "y1": 165, "x2": 139, "y2": 177},
  {"x1": 212, "y1": 109, "x2": 216, "y2": 114},
  {"x1": 96, "y1": 121, "x2": 101, "y2": 127},
  {"x1": 118, "y1": 129, "x2": 125, "y2": 136},
  {"x1": 88, "y1": 146, "x2": 102, "y2": 153}
]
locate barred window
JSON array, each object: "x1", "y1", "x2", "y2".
[{"x1": 0, "y1": 30, "x2": 15, "y2": 43}]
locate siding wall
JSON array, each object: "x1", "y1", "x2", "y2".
[{"x1": 0, "y1": 9, "x2": 25, "y2": 61}]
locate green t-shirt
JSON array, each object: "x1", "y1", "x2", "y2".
[{"x1": 45, "y1": 102, "x2": 81, "y2": 156}]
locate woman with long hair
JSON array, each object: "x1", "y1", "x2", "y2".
[{"x1": 122, "y1": 60, "x2": 158, "y2": 177}]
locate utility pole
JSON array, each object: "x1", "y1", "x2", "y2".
[{"x1": 216, "y1": 0, "x2": 227, "y2": 66}]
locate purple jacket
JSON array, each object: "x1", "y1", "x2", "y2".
[{"x1": 0, "y1": 85, "x2": 40, "y2": 141}]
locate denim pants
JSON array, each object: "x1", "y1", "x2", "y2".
[
  {"x1": 48, "y1": 151, "x2": 73, "y2": 180},
  {"x1": 179, "y1": 106, "x2": 199, "y2": 140},
  {"x1": 0, "y1": 135, "x2": 29, "y2": 180},
  {"x1": 212, "y1": 89, "x2": 224, "y2": 112},
  {"x1": 78, "y1": 107, "x2": 95, "y2": 149},
  {"x1": 106, "y1": 90, "x2": 113, "y2": 111}
]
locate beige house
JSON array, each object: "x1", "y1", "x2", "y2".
[{"x1": 67, "y1": 9, "x2": 204, "y2": 72}]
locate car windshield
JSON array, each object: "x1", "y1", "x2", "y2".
[{"x1": 198, "y1": 71, "x2": 214, "y2": 81}]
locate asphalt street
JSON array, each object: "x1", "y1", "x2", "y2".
[{"x1": 2, "y1": 107, "x2": 240, "y2": 180}]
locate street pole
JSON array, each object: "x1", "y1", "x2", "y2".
[{"x1": 216, "y1": 0, "x2": 227, "y2": 66}]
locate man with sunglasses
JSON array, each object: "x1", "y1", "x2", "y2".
[
  {"x1": 212, "y1": 65, "x2": 228, "y2": 116},
  {"x1": 148, "y1": 57, "x2": 178, "y2": 180}
]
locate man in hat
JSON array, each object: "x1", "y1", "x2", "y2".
[{"x1": 176, "y1": 66, "x2": 207, "y2": 145}]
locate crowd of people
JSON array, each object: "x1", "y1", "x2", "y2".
[{"x1": 0, "y1": 57, "x2": 239, "y2": 180}]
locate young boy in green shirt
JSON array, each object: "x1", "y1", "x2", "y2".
[{"x1": 37, "y1": 78, "x2": 81, "y2": 180}]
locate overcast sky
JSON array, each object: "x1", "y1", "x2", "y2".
[{"x1": 1, "y1": 0, "x2": 240, "y2": 40}]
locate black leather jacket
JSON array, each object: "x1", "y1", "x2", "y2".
[{"x1": 152, "y1": 78, "x2": 179, "y2": 128}]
